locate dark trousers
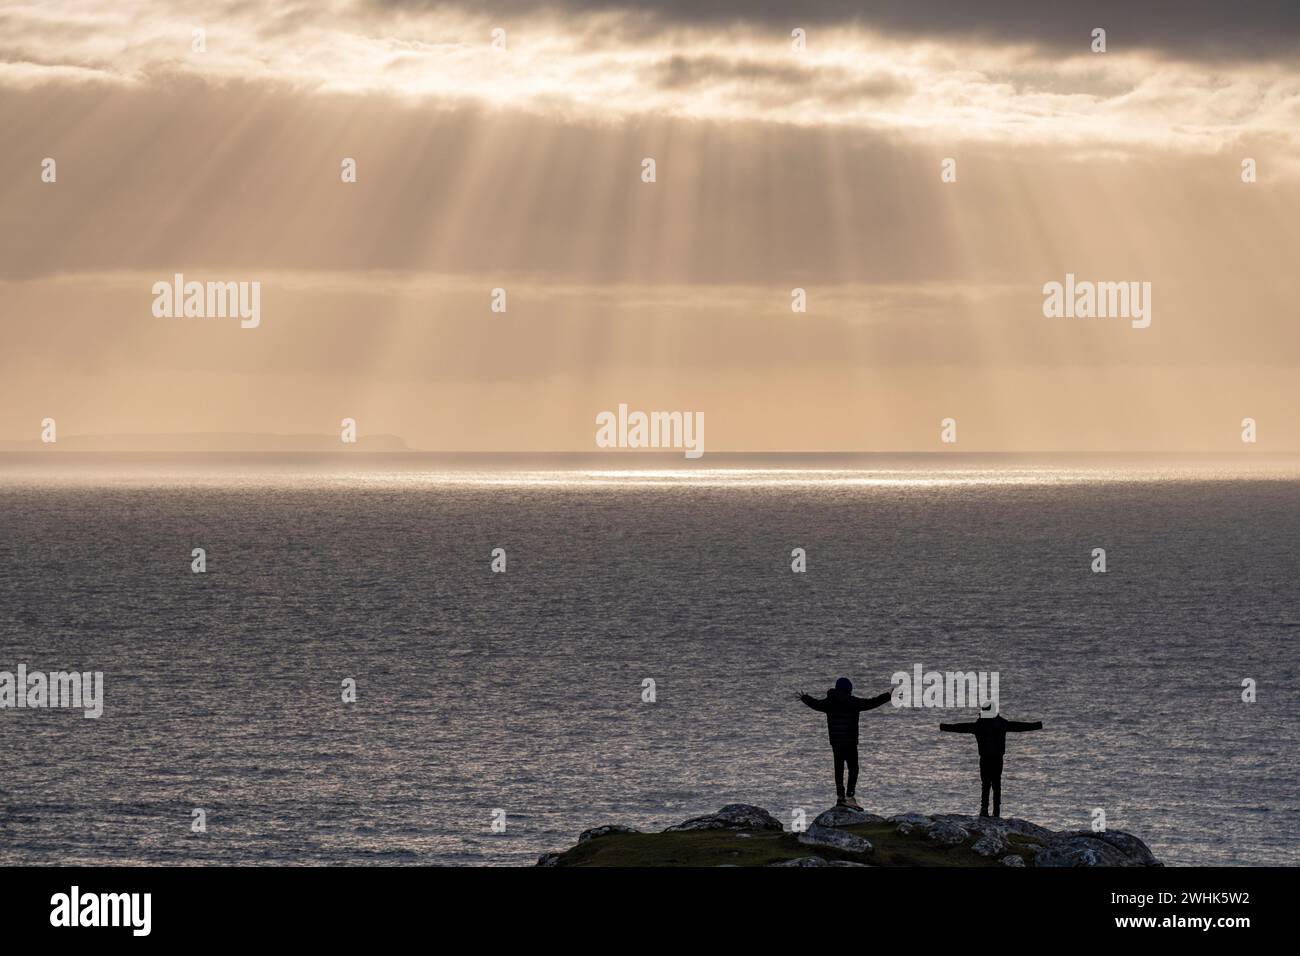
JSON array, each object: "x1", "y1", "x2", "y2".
[
  {"x1": 832, "y1": 743, "x2": 859, "y2": 799},
  {"x1": 980, "y1": 754, "x2": 1003, "y2": 816}
]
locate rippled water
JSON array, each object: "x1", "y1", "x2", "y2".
[{"x1": 1, "y1": 460, "x2": 1297, "y2": 865}]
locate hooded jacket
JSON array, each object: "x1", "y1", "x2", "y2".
[
  {"x1": 939, "y1": 715, "x2": 1043, "y2": 758},
  {"x1": 800, "y1": 687, "x2": 892, "y2": 746}
]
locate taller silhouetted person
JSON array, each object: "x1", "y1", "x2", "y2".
[
  {"x1": 940, "y1": 704, "x2": 1043, "y2": 817},
  {"x1": 796, "y1": 677, "x2": 893, "y2": 810}
]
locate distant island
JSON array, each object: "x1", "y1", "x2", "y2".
[{"x1": 537, "y1": 804, "x2": 1163, "y2": 867}]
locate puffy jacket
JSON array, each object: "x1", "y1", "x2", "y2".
[{"x1": 801, "y1": 687, "x2": 892, "y2": 746}]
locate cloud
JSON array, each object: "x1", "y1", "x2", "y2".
[
  {"x1": 375, "y1": 0, "x2": 1300, "y2": 61},
  {"x1": 642, "y1": 53, "x2": 910, "y2": 110},
  {"x1": 4, "y1": 9, "x2": 1297, "y2": 156},
  {"x1": 3, "y1": 4, "x2": 1299, "y2": 452}
]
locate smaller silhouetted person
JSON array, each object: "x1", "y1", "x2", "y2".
[
  {"x1": 796, "y1": 677, "x2": 893, "y2": 810},
  {"x1": 940, "y1": 703, "x2": 1043, "y2": 817}
]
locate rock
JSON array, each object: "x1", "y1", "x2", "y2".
[
  {"x1": 1088, "y1": 830, "x2": 1163, "y2": 867},
  {"x1": 536, "y1": 852, "x2": 562, "y2": 867},
  {"x1": 663, "y1": 803, "x2": 784, "y2": 833},
  {"x1": 923, "y1": 820, "x2": 969, "y2": 848},
  {"x1": 578, "y1": 824, "x2": 640, "y2": 843},
  {"x1": 813, "y1": 806, "x2": 887, "y2": 828},
  {"x1": 1034, "y1": 836, "x2": 1136, "y2": 868},
  {"x1": 996, "y1": 817, "x2": 1057, "y2": 841},
  {"x1": 970, "y1": 833, "x2": 1007, "y2": 858},
  {"x1": 925, "y1": 816, "x2": 1158, "y2": 867},
  {"x1": 770, "y1": 856, "x2": 868, "y2": 867},
  {"x1": 797, "y1": 823, "x2": 874, "y2": 859},
  {"x1": 1000, "y1": 854, "x2": 1026, "y2": 867},
  {"x1": 895, "y1": 822, "x2": 915, "y2": 836},
  {"x1": 771, "y1": 856, "x2": 832, "y2": 867},
  {"x1": 889, "y1": 813, "x2": 933, "y2": 826},
  {"x1": 1034, "y1": 841, "x2": 1105, "y2": 867},
  {"x1": 932, "y1": 814, "x2": 1054, "y2": 842}
]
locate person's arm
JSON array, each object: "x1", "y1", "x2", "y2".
[
  {"x1": 857, "y1": 689, "x2": 894, "y2": 711},
  {"x1": 798, "y1": 692, "x2": 829, "y2": 712},
  {"x1": 939, "y1": 721, "x2": 978, "y2": 733},
  {"x1": 1005, "y1": 720, "x2": 1043, "y2": 732}
]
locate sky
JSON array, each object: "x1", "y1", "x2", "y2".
[{"x1": 1, "y1": 0, "x2": 1298, "y2": 452}]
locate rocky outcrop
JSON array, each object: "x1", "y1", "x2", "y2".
[
  {"x1": 921, "y1": 820, "x2": 969, "y2": 848},
  {"x1": 772, "y1": 856, "x2": 869, "y2": 867},
  {"x1": 888, "y1": 813, "x2": 933, "y2": 827},
  {"x1": 1080, "y1": 830, "x2": 1162, "y2": 867},
  {"x1": 1032, "y1": 830, "x2": 1162, "y2": 868},
  {"x1": 813, "y1": 806, "x2": 887, "y2": 828},
  {"x1": 537, "y1": 804, "x2": 1162, "y2": 867},
  {"x1": 661, "y1": 803, "x2": 784, "y2": 833},
  {"x1": 578, "y1": 824, "x2": 640, "y2": 843},
  {"x1": 971, "y1": 834, "x2": 1005, "y2": 858},
  {"x1": 914, "y1": 812, "x2": 1161, "y2": 867},
  {"x1": 931, "y1": 814, "x2": 1055, "y2": 842},
  {"x1": 796, "y1": 823, "x2": 874, "y2": 859}
]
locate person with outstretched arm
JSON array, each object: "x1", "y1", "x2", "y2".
[
  {"x1": 795, "y1": 677, "x2": 894, "y2": 810},
  {"x1": 940, "y1": 703, "x2": 1043, "y2": 817}
]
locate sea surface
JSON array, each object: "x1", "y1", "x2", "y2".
[{"x1": 1, "y1": 455, "x2": 1297, "y2": 866}]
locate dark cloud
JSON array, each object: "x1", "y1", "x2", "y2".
[
  {"x1": 374, "y1": 0, "x2": 1300, "y2": 60},
  {"x1": 643, "y1": 53, "x2": 908, "y2": 103}
]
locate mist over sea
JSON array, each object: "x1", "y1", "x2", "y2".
[{"x1": 1, "y1": 454, "x2": 1297, "y2": 866}]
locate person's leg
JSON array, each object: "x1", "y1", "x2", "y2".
[
  {"x1": 991, "y1": 756, "x2": 1003, "y2": 817},
  {"x1": 832, "y1": 745, "x2": 846, "y2": 801},
  {"x1": 845, "y1": 746, "x2": 859, "y2": 801},
  {"x1": 979, "y1": 756, "x2": 993, "y2": 816}
]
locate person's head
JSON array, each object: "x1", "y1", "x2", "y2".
[
  {"x1": 980, "y1": 701, "x2": 999, "y2": 719},
  {"x1": 834, "y1": 677, "x2": 853, "y2": 694}
]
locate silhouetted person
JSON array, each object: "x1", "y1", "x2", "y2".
[
  {"x1": 940, "y1": 704, "x2": 1043, "y2": 817},
  {"x1": 796, "y1": 677, "x2": 893, "y2": 810}
]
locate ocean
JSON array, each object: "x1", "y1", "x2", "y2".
[{"x1": 1, "y1": 455, "x2": 1297, "y2": 866}]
